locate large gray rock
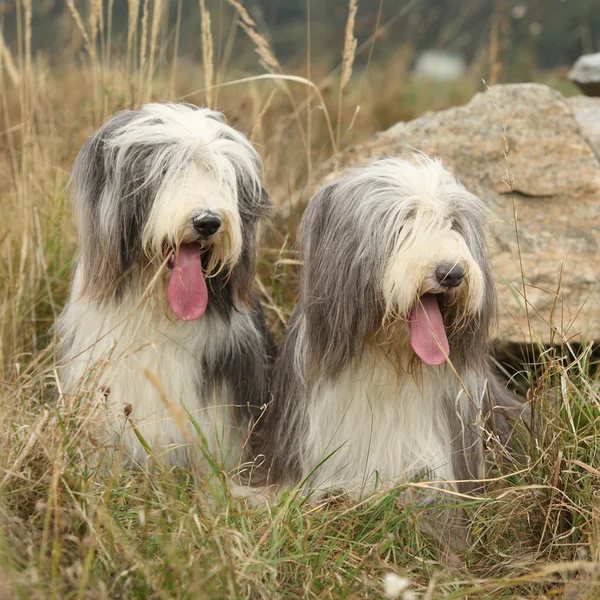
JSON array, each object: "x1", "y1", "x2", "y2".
[
  {"x1": 319, "y1": 84, "x2": 600, "y2": 345},
  {"x1": 569, "y1": 53, "x2": 600, "y2": 97}
]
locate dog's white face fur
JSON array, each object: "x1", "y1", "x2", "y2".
[
  {"x1": 142, "y1": 163, "x2": 243, "y2": 270},
  {"x1": 123, "y1": 104, "x2": 255, "y2": 275},
  {"x1": 72, "y1": 103, "x2": 268, "y2": 307},
  {"x1": 382, "y1": 207, "x2": 485, "y2": 322},
  {"x1": 324, "y1": 158, "x2": 487, "y2": 326}
]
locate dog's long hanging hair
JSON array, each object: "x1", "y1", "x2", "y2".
[
  {"x1": 57, "y1": 103, "x2": 275, "y2": 469},
  {"x1": 249, "y1": 156, "x2": 527, "y2": 496}
]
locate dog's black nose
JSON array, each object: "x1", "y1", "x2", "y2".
[
  {"x1": 193, "y1": 214, "x2": 221, "y2": 238},
  {"x1": 435, "y1": 264, "x2": 465, "y2": 288}
]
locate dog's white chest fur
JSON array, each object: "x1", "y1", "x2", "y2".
[
  {"x1": 301, "y1": 348, "x2": 482, "y2": 496},
  {"x1": 60, "y1": 272, "x2": 244, "y2": 468}
]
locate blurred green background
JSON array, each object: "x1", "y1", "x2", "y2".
[{"x1": 3, "y1": 0, "x2": 598, "y2": 78}]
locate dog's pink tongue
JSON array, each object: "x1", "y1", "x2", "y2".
[
  {"x1": 168, "y1": 245, "x2": 208, "y2": 321},
  {"x1": 409, "y1": 294, "x2": 449, "y2": 366}
]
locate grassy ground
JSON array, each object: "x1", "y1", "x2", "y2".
[{"x1": 1, "y1": 2, "x2": 599, "y2": 599}]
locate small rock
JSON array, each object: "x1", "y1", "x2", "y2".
[
  {"x1": 413, "y1": 50, "x2": 466, "y2": 81},
  {"x1": 569, "y1": 52, "x2": 600, "y2": 97}
]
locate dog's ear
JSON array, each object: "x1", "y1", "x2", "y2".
[
  {"x1": 298, "y1": 183, "x2": 384, "y2": 380},
  {"x1": 448, "y1": 211, "x2": 496, "y2": 370},
  {"x1": 232, "y1": 179, "x2": 272, "y2": 308},
  {"x1": 71, "y1": 111, "x2": 156, "y2": 300}
]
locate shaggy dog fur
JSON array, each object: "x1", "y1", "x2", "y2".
[
  {"x1": 57, "y1": 103, "x2": 274, "y2": 469},
  {"x1": 250, "y1": 157, "x2": 527, "y2": 503}
]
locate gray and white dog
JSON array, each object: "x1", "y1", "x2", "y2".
[
  {"x1": 251, "y1": 156, "x2": 526, "y2": 498},
  {"x1": 57, "y1": 103, "x2": 274, "y2": 469}
]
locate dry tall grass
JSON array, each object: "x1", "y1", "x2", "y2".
[{"x1": 0, "y1": 2, "x2": 598, "y2": 599}]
